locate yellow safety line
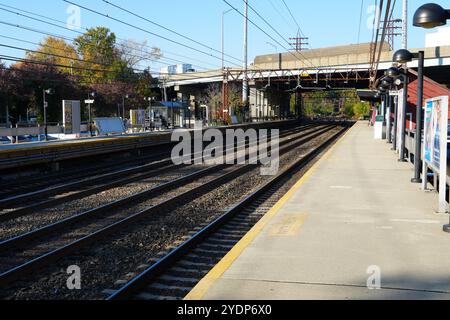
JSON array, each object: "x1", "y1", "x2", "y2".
[{"x1": 184, "y1": 122, "x2": 357, "y2": 300}]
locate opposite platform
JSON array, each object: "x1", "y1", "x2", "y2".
[{"x1": 187, "y1": 121, "x2": 450, "y2": 300}]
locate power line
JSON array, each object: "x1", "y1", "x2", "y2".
[
  {"x1": 0, "y1": 43, "x2": 148, "y2": 73},
  {"x1": 0, "y1": 33, "x2": 210, "y2": 72},
  {"x1": 102, "y1": 0, "x2": 243, "y2": 65},
  {"x1": 0, "y1": 53, "x2": 224, "y2": 81},
  {"x1": 63, "y1": 0, "x2": 242, "y2": 68},
  {"x1": 0, "y1": 65, "x2": 145, "y2": 85},
  {"x1": 242, "y1": 0, "x2": 291, "y2": 47},
  {"x1": 357, "y1": 0, "x2": 365, "y2": 44},
  {"x1": 280, "y1": 0, "x2": 305, "y2": 37},
  {"x1": 266, "y1": 0, "x2": 294, "y2": 34},
  {"x1": 0, "y1": 2, "x2": 218, "y2": 70},
  {"x1": 278, "y1": 0, "x2": 321, "y2": 62},
  {"x1": 221, "y1": 0, "x2": 317, "y2": 69}
]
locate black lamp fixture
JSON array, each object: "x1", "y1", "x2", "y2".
[
  {"x1": 43, "y1": 88, "x2": 55, "y2": 141},
  {"x1": 386, "y1": 67, "x2": 402, "y2": 78},
  {"x1": 381, "y1": 76, "x2": 394, "y2": 88},
  {"x1": 87, "y1": 92, "x2": 96, "y2": 137},
  {"x1": 387, "y1": 62, "x2": 409, "y2": 162},
  {"x1": 393, "y1": 49, "x2": 419, "y2": 64},
  {"x1": 413, "y1": 3, "x2": 450, "y2": 29},
  {"x1": 378, "y1": 86, "x2": 388, "y2": 93},
  {"x1": 393, "y1": 48, "x2": 426, "y2": 182}
]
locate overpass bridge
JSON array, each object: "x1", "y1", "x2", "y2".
[
  {"x1": 160, "y1": 42, "x2": 450, "y2": 122},
  {"x1": 163, "y1": 42, "x2": 450, "y2": 87}
]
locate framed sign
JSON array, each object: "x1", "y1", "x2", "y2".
[
  {"x1": 396, "y1": 89, "x2": 405, "y2": 152},
  {"x1": 62, "y1": 100, "x2": 81, "y2": 135},
  {"x1": 422, "y1": 96, "x2": 449, "y2": 213}
]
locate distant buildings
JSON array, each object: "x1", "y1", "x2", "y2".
[
  {"x1": 425, "y1": 26, "x2": 450, "y2": 47},
  {"x1": 160, "y1": 64, "x2": 195, "y2": 76}
]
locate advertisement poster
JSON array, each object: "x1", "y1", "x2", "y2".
[
  {"x1": 422, "y1": 96, "x2": 449, "y2": 213},
  {"x1": 423, "y1": 97, "x2": 448, "y2": 171},
  {"x1": 130, "y1": 109, "x2": 146, "y2": 126}
]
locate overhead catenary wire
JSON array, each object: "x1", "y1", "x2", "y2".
[
  {"x1": 0, "y1": 54, "x2": 227, "y2": 82},
  {"x1": 280, "y1": 0, "x2": 303, "y2": 35},
  {"x1": 0, "y1": 2, "x2": 219, "y2": 70},
  {"x1": 63, "y1": 0, "x2": 242, "y2": 68},
  {"x1": 101, "y1": 0, "x2": 243, "y2": 65},
  {"x1": 242, "y1": 0, "x2": 292, "y2": 48},
  {"x1": 277, "y1": 0, "x2": 323, "y2": 63},
  {"x1": 357, "y1": 0, "x2": 365, "y2": 44},
  {"x1": 373, "y1": 0, "x2": 395, "y2": 78},
  {"x1": 221, "y1": 0, "x2": 318, "y2": 70},
  {"x1": 0, "y1": 65, "x2": 148, "y2": 85},
  {"x1": 0, "y1": 32, "x2": 210, "y2": 72},
  {"x1": 267, "y1": 0, "x2": 294, "y2": 35}
]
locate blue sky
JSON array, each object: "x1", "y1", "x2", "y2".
[{"x1": 0, "y1": 0, "x2": 440, "y2": 71}]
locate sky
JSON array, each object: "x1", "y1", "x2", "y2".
[{"x1": 0, "y1": 0, "x2": 442, "y2": 72}]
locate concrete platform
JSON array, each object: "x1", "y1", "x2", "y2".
[
  {"x1": 186, "y1": 122, "x2": 450, "y2": 300},
  {"x1": 0, "y1": 120, "x2": 298, "y2": 170}
]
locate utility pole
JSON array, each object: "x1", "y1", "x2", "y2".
[
  {"x1": 222, "y1": 9, "x2": 233, "y2": 70},
  {"x1": 402, "y1": 0, "x2": 408, "y2": 49},
  {"x1": 242, "y1": 0, "x2": 248, "y2": 104},
  {"x1": 289, "y1": 30, "x2": 309, "y2": 52}
]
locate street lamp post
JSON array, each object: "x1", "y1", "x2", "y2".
[
  {"x1": 43, "y1": 88, "x2": 54, "y2": 141},
  {"x1": 393, "y1": 49, "x2": 426, "y2": 182},
  {"x1": 381, "y1": 77, "x2": 394, "y2": 143},
  {"x1": 386, "y1": 66, "x2": 409, "y2": 162},
  {"x1": 145, "y1": 97, "x2": 154, "y2": 131},
  {"x1": 86, "y1": 92, "x2": 96, "y2": 137},
  {"x1": 386, "y1": 67, "x2": 402, "y2": 150},
  {"x1": 122, "y1": 94, "x2": 129, "y2": 120},
  {"x1": 171, "y1": 98, "x2": 176, "y2": 129}
]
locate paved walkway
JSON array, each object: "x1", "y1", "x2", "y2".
[{"x1": 187, "y1": 121, "x2": 450, "y2": 300}]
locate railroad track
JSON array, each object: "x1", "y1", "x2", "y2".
[
  {"x1": 0, "y1": 123, "x2": 307, "y2": 200},
  {"x1": 0, "y1": 124, "x2": 337, "y2": 293},
  {"x1": 0, "y1": 124, "x2": 318, "y2": 223},
  {"x1": 107, "y1": 126, "x2": 350, "y2": 300},
  {"x1": 0, "y1": 145, "x2": 172, "y2": 200},
  {"x1": 0, "y1": 123, "x2": 351, "y2": 300}
]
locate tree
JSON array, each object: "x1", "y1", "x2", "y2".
[
  {"x1": 353, "y1": 101, "x2": 371, "y2": 119},
  {"x1": 118, "y1": 39, "x2": 162, "y2": 69},
  {"x1": 75, "y1": 27, "x2": 117, "y2": 66},
  {"x1": 74, "y1": 27, "x2": 122, "y2": 84},
  {"x1": 205, "y1": 83, "x2": 222, "y2": 121},
  {"x1": 26, "y1": 37, "x2": 79, "y2": 75}
]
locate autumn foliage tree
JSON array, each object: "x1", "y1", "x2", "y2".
[{"x1": 1, "y1": 26, "x2": 161, "y2": 123}]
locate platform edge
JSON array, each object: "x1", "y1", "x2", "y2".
[{"x1": 184, "y1": 122, "x2": 357, "y2": 300}]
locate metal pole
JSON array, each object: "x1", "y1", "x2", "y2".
[
  {"x1": 43, "y1": 90, "x2": 48, "y2": 141},
  {"x1": 6, "y1": 104, "x2": 9, "y2": 126},
  {"x1": 412, "y1": 51, "x2": 425, "y2": 183},
  {"x1": 122, "y1": 96, "x2": 125, "y2": 119},
  {"x1": 222, "y1": 10, "x2": 232, "y2": 70},
  {"x1": 242, "y1": 0, "x2": 248, "y2": 103},
  {"x1": 88, "y1": 103, "x2": 93, "y2": 137},
  {"x1": 392, "y1": 95, "x2": 398, "y2": 150},
  {"x1": 399, "y1": 73, "x2": 408, "y2": 162},
  {"x1": 387, "y1": 94, "x2": 392, "y2": 143},
  {"x1": 402, "y1": 0, "x2": 408, "y2": 49},
  {"x1": 222, "y1": 12, "x2": 225, "y2": 71}
]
